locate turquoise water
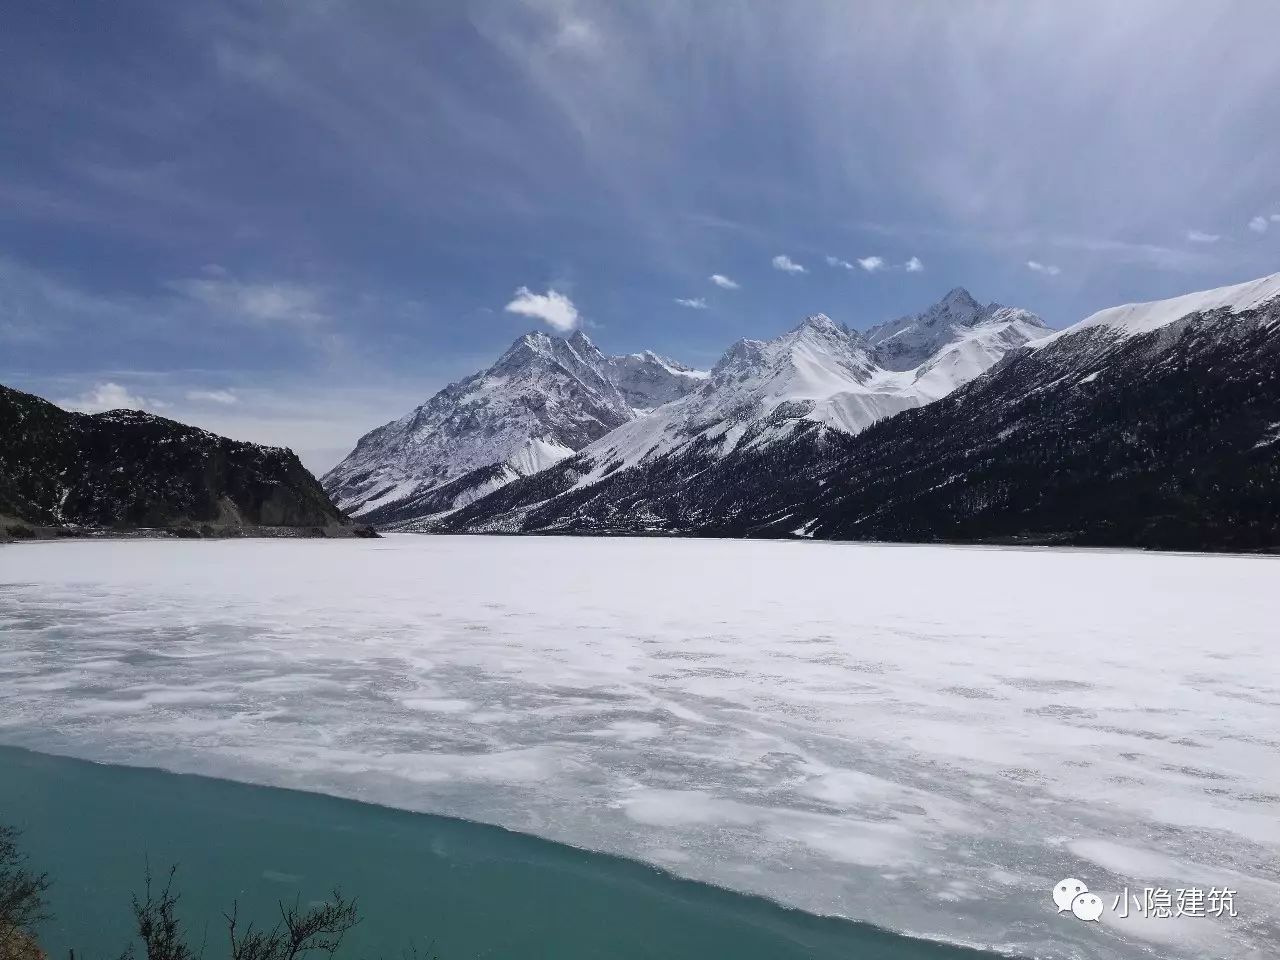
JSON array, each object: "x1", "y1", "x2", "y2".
[{"x1": 0, "y1": 746, "x2": 1004, "y2": 960}]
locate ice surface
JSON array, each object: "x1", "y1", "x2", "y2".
[{"x1": 1, "y1": 537, "x2": 1277, "y2": 959}]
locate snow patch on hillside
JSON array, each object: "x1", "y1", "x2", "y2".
[{"x1": 506, "y1": 436, "x2": 575, "y2": 476}]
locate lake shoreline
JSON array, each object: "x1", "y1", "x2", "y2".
[{"x1": 0, "y1": 744, "x2": 1018, "y2": 960}]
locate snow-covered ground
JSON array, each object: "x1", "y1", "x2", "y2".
[{"x1": 1, "y1": 537, "x2": 1276, "y2": 959}]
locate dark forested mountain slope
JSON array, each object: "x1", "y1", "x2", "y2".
[
  {"x1": 1, "y1": 384, "x2": 355, "y2": 537},
  {"x1": 439, "y1": 273, "x2": 1280, "y2": 552},
  {"x1": 794, "y1": 295, "x2": 1280, "y2": 550}
]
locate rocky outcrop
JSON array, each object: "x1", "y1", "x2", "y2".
[{"x1": 1, "y1": 384, "x2": 369, "y2": 539}]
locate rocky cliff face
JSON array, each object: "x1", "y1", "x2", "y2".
[{"x1": 1, "y1": 384, "x2": 359, "y2": 537}]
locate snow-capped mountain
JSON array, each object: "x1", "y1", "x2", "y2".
[
  {"x1": 440, "y1": 271, "x2": 1280, "y2": 551},
  {"x1": 865, "y1": 286, "x2": 1045, "y2": 371},
  {"x1": 430, "y1": 289, "x2": 1046, "y2": 532},
  {"x1": 322, "y1": 329, "x2": 705, "y2": 522},
  {"x1": 505, "y1": 295, "x2": 1045, "y2": 496},
  {"x1": 558, "y1": 315, "x2": 913, "y2": 492},
  {"x1": 603, "y1": 349, "x2": 708, "y2": 410}
]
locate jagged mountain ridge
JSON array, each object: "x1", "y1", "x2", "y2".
[
  {"x1": 864, "y1": 286, "x2": 1044, "y2": 370},
  {"x1": 387, "y1": 289, "x2": 1046, "y2": 530},
  {"x1": 322, "y1": 329, "x2": 706, "y2": 522},
  {"x1": 0, "y1": 384, "x2": 352, "y2": 536},
  {"x1": 437, "y1": 272, "x2": 1280, "y2": 552}
]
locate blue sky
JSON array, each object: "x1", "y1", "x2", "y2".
[{"x1": 3, "y1": 0, "x2": 1279, "y2": 470}]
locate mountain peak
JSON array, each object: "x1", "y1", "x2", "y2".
[
  {"x1": 789, "y1": 313, "x2": 845, "y2": 337},
  {"x1": 565, "y1": 328, "x2": 607, "y2": 365},
  {"x1": 941, "y1": 286, "x2": 978, "y2": 307},
  {"x1": 799, "y1": 312, "x2": 837, "y2": 328},
  {"x1": 324, "y1": 329, "x2": 705, "y2": 522},
  {"x1": 864, "y1": 287, "x2": 1044, "y2": 370},
  {"x1": 924, "y1": 288, "x2": 982, "y2": 326},
  {"x1": 496, "y1": 331, "x2": 556, "y2": 366}
]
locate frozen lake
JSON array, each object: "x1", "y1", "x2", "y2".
[{"x1": 1, "y1": 536, "x2": 1277, "y2": 959}]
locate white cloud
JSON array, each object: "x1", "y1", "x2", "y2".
[
  {"x1": 832, "y1": 253, "x2": 920, "y2": 273},
  {"x1": 674, "y1": 297, "x2": 707, "y2": 309},
  {"x1": 186, "y1": 388, "x2": 239, "y2": 405},
  {"x1": 1248, "y1": 215, "x2": 1269, "y2": 234},
  {"x1": 709, "y1": 273, "x2": 739, "y2": 289},
  {"x1": 771, "y1": 254, "x2": 807, "y2": 274},
  {"x1": 60, "y1": 382, "x2": 164, "y2": 414},
  {"x1": 553, "y1": 16, "x2": 601, "y2": 54},
  {"x1": 168, "y1": 277, "x2": 327, "y2": 327},
  {"x1": 1026, "y1": 260, "x2": 1062, "y2": 276},
  {"x1": 1185, "y1": 230, "x2": 1220, "y2": 244},
  {"x1": 504, "y1": 286, "x2": 580, "y2": 331}
]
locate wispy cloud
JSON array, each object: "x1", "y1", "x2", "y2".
[
  {"x1": 1, "y1": 247, "x2": 465, "y2": 473},
  {"x1": 0, "y1": 255, "x2": 410, "y2": 375},
  {"x1": 853, "y1": 220, "x2": 1223, "y2": 274},
  {"x1": 60, "y1": 381, "x2": 165, "y2": 414},
  {"x1": 186, "y1": 388, "x2": 239, "y2": 405},
  {"x1": 504, "y1": 286, "x2": 580, "y2": 331},
  {"x1": 0, "y1": 254, "x2": 179, "y2": 347},
  {"x1": 1185, "y1": 230, "x2": 1220, "y2": 244},
  {"x1": 1248, "y1": 215, "x2": 1270, "y2": 234},
  {"x1": 1026, "y1": 260, "x2": 1062, "y2": 276},
  {"x1": 674, "y1": 297, "x2": 707, "y2": 309},
  {"x1": 832, "y1": 253, "x2": 919, "y2": 273},
  {"x1": 709, "y1": 273, "x2": 739, "y2": 289},
  {"x1": 771, "y1": 254, "x2": 806, "y2": 274},
  {"x1": 167, "y1": 276, "x2": 328, "y2": 327},
  {"x1": 551, "y1": 15, "x2": 602, "y2": 54}
]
